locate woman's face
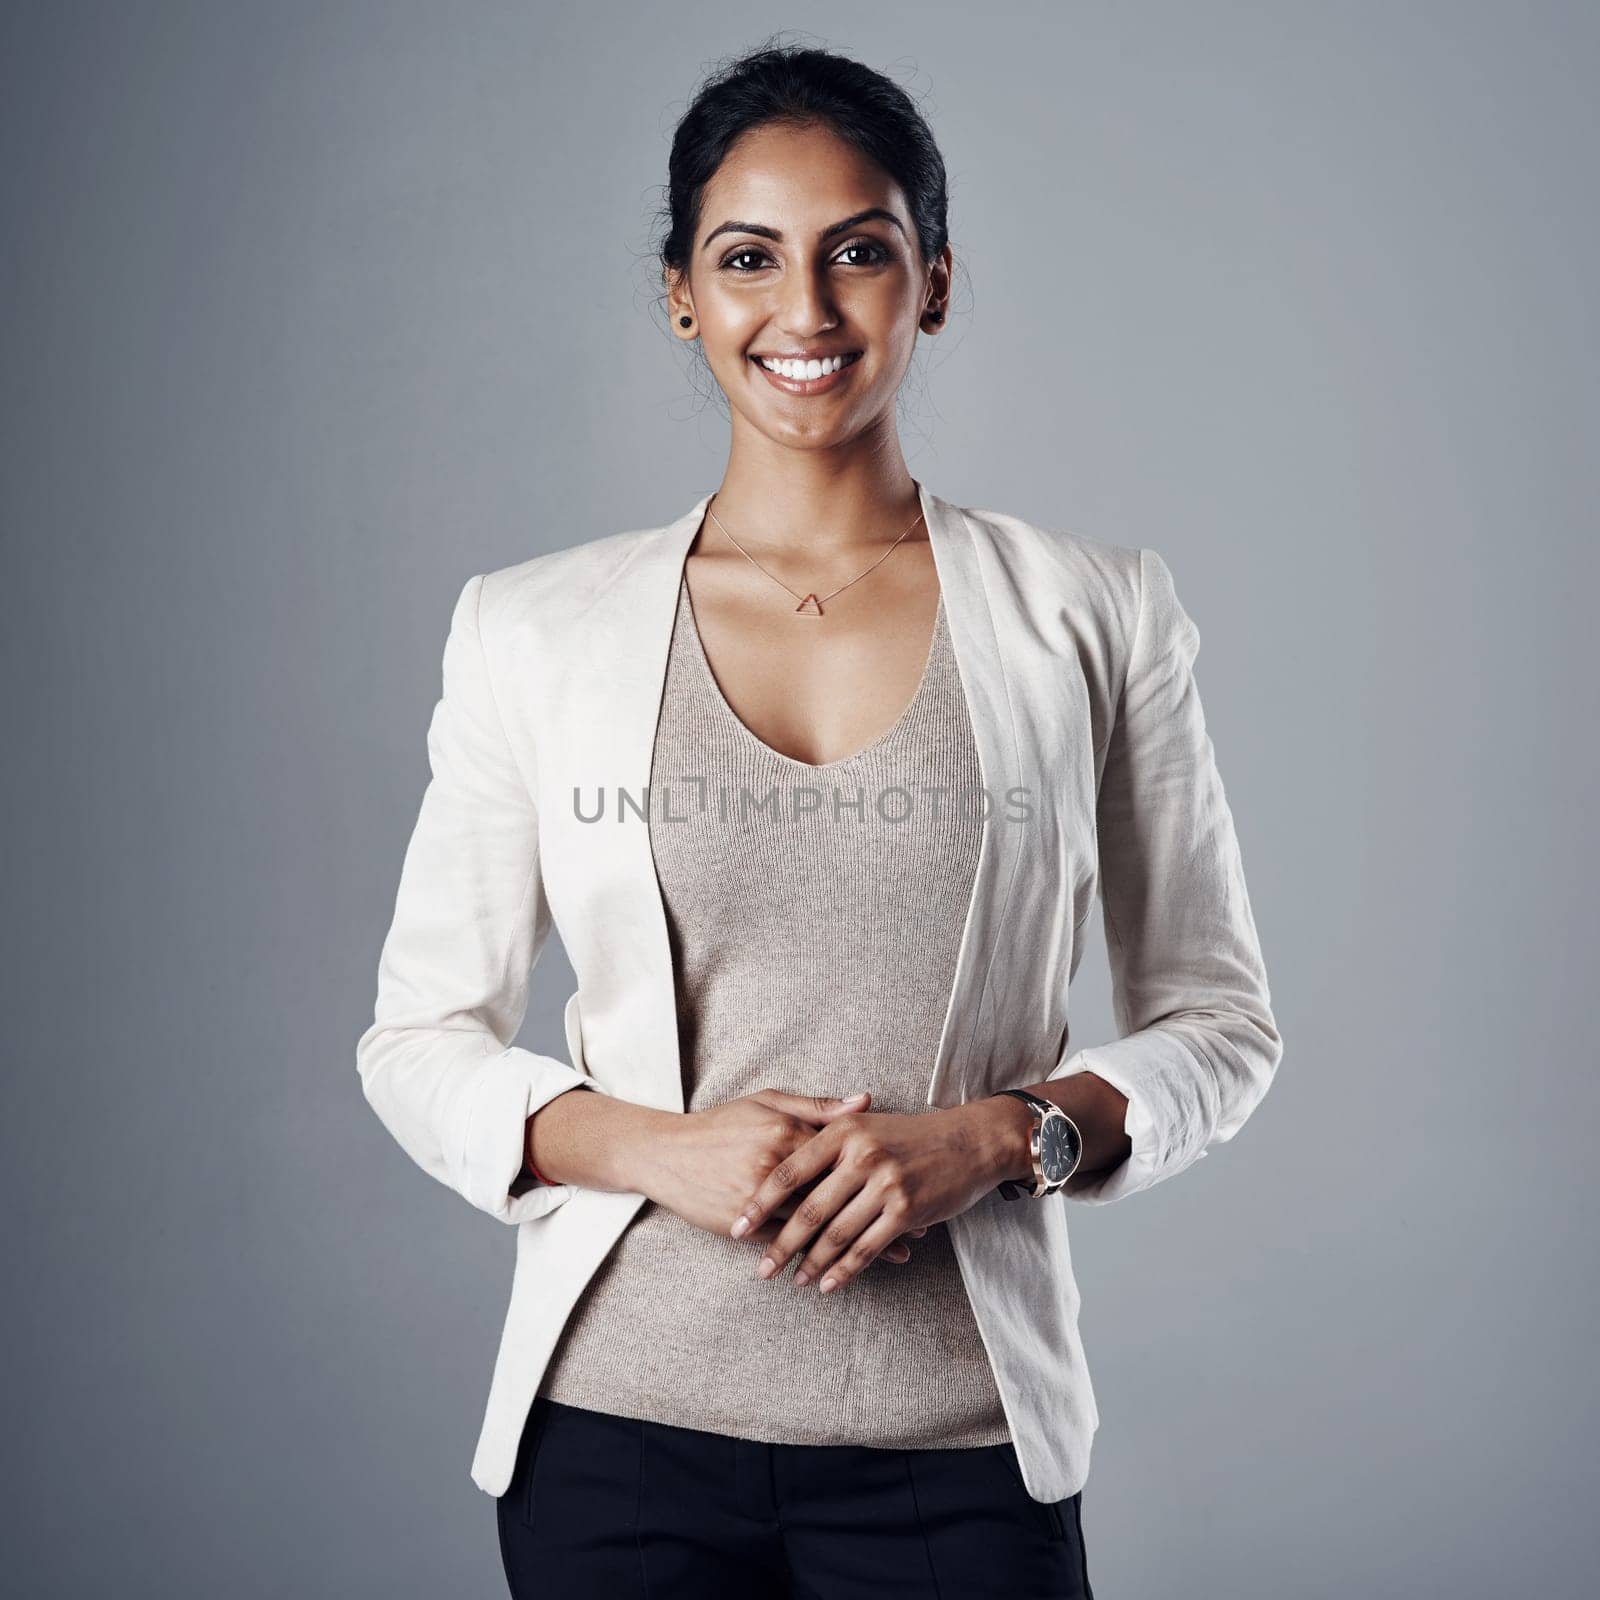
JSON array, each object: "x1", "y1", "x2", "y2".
[{"x1": 667, "y1": 120, "x2": 950, "y2": 450}]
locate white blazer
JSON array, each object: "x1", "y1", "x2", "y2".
[{"x1": 356, "y1": 480, "x2": 1282, "y2": 1502}]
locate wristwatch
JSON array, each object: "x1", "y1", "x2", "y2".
[{"x1": 992, "y1": 1088, "x2": 1084, "y2": 1200}]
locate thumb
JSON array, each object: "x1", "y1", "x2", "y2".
[
  {"x1": 754, "y1": 1089, "x2": 871, "y2": 1123},
  {"x1": 818, "y1": 1090, "x2": 871, "y2": 1117}
]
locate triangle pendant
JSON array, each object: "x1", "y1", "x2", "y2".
[{"x1": 795, "y1": 593, "x2": 825, "y2": 617}]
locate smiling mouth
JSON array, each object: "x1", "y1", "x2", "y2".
[{"x1": 750, "y1": 351, "x2": 863, "y2": 379}]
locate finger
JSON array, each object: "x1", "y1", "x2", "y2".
[
  {"x1": 733, "y1": 1123, "x2": 846, "y2": 1240},
  {"x1": 769, "y1": 1226, "x2": 912, "y2": 1264},
  {"x1": 808, "y1": 1210, "x2": 911, "y2": 1296},
  {"x1": 750, "y1": 1088, "x2": 870, "y2": 1125},
  {"x1": 744, "y1": 1202, "x2": 800, "y2": 1245},
  {"x1": 756, "y1": 1166, "x2": 865, "y2": 1280},
  {"x1": 792, "y1": 1184, "x2": 900, "y2": 1288},
  {"x1": 737, "y1": 1189, "x2": 813, "y2": 1243},
  {"x1": 815, "y1": 1090, "x2": 871, "y2": 1117}
]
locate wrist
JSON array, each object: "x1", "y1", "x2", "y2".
[
  {"x1": 960, "y1": 1094, "x2": 1037, "y2": 1188},
  {"x1": 620, "y1": 1103, "x2": 681, "y2": 1197},
  {"x1": 523, "y1": 1088, "x2": 678, "y2": 1195}
]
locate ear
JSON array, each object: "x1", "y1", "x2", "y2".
[
  {"x1": 922, "y1": 242, "x2": 954, "y2": 330},
  {"x1": 664, "y1": 266, "x2": 695, "y2": 338}
]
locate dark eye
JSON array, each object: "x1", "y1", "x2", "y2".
[
  {"x1": 717, "y1": 239, "x2": 891, "y2": 273},
  {"x1": 835, "y1": 240, "x2": 889, "y2": 267}
]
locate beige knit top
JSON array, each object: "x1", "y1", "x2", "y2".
[{"x1": 535, "y1": 576, "x2": 1012, "y2": 1449}]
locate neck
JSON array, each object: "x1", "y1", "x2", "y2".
[{"x1": 707, "y1": 429, "x2": 923, "y2": 556}]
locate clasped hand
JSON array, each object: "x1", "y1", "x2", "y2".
[{"x1": 646, "y1": 1086, "x2": 999, "y2": 1295}]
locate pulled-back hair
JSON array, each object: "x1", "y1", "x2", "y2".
[{"x1": 657, "y1": 40, "x2": 950, "y2": 281}]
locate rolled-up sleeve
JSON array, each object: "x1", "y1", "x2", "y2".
[
  {"x1": 356, "y1": 573, "x2": 599, "y2": 1225},
  {"x1": 1050, "y1": 547, "x2": 1282, "y2": 1204}
]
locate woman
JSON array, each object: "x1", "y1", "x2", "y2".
[{"x1": 357, "y1": 41, "x2": 1281, "y2": 1600}]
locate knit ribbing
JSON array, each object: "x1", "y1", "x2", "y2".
[{"x1": 535, "y1": 578, "x2": 1011, "y2": 1449}]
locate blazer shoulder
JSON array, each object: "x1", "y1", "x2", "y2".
[
  {"x1": 471, "y1": 518, "x2": 666, "y2": 638},
  {"x1": 959, "y1": 500, "x2": 1146, "y2": 630}
]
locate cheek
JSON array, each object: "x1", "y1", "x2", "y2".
[
  {"x1": 846, "y1": 272, "x2": 919, "y2": 322},
  {"x1": 697, "y1": 292, "x2": 763, "y2": 338},
  {"x1": 861, "y1": 328, "x2": 920, "y2": 390}
]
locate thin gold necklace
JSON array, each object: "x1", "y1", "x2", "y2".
[{"x1": 704, "y1": 497, "x2": 925, "y2": 617}]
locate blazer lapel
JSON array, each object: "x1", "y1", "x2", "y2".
[{"x1": 916, "y1": 484, "x2": 1026, "y2": 1108}]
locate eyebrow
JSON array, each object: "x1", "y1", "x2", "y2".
[{"x1": 701, "y1": 207, "x2": 907, "y2": 251}]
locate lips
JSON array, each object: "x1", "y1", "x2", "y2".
[{"x1": 749, "y1": 350, "x2": 862, "y2": 396}]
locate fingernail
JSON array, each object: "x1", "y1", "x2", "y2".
[
  {"x1": 819, "y1": 1276, "x2": 838, "y2": 1294},
  {"x1": 844, "y1": 1091, "x2": 869, "y2": 1102},
  {"x1": 793, "y1": 1269, "x2": 810, "y2": 1287},
  {"x1": 731, "y1": 1216, "x2": 749, "y2": 1239},
  {"x1": 757, "y1": 1257, "x2": 776, "y2": 1279}
]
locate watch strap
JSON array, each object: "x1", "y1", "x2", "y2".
[{"x1": 995, "y1": 1088, "x2": 1049, "y2": 1199}]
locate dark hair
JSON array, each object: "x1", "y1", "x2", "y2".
[{"x1": 656, "y1": 41, "x2": 950, "y2": 283}]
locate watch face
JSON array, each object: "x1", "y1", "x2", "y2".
[{"x1": 1038, "y1": 1112, "x2": 1081, "y2": 1184}]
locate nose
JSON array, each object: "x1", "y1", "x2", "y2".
[{"x1": 776, "y1": 260, "x2": 839, "y2": 340}]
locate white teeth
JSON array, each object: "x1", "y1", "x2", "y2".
[{"x1": 758, "y1": 354, "x2": 851, "y2": 378}]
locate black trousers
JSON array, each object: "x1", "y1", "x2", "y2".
[{"x1": 497, "y1": 1396, "x2": 1097, "y2": 1599}]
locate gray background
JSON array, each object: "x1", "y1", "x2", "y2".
[{"x1": 3, "y1": 2, "x2": 1594, "y2": 1595}]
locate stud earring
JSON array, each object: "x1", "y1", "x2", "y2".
[
  {"x1": 679, "y1": 314, "x2": 693, "y2": 328},
  {"x1": 927, "y1": 309, "x2": 943, "y2": 324}
]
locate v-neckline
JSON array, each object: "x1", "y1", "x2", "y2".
[{"x1": 675, "y1": 578, "x2": 947, "y2": 773}]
